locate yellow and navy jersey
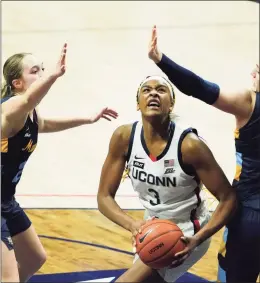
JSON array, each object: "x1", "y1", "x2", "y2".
[
  {"x1": 1, "y1": 96, "x2": 38, "y2": 201},
  {"x1": 233, "y1": 92, "x2": 260, "y2": 210}
]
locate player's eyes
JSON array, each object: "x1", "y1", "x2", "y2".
[{"x1": 158, "y1": 88, "x2": 166, "y2": 92}]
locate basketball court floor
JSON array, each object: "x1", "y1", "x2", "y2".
[{"x1": 2, "y1": 1, "x2": 259, "y2": 282}]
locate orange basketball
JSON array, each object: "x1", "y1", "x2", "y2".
[{"x1": 136, "y1": 219, "x2": 186, "y2": 269}]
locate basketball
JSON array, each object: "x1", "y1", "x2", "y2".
[{"x1": 136, "y1": 219, "x2": 186, "y2": 269}]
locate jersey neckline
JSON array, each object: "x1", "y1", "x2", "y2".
[{"x1": 140, "y1": 121, "x2": 175, "y2": 162}]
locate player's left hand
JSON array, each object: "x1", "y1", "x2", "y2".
[
  {"x1": 169, "y1": 236, "x2": 200, "y2": 268},
  {"x1": 90, "y1": 107, "x2": 118, "y2": 123}
]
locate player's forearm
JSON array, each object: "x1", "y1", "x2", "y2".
[
  {"x1": 156, "y1": 53, "x2": 220, "y2": 105},
  {"x1": 97, "y1": 194, "x2": 135, "y2": 232},
  {"x1": 23, "y1": 74, "x2": 58, "y2": 111},
  {"x1": 194, "y1": 191, "x2": 237, "y2": 244},
  {"x1": 41, "y1": 117, "x2": 91, "y2": 133}
]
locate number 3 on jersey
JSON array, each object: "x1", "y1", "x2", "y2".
[{"x1": 148, "y1": 188, "x2": 161, "y2": 205}]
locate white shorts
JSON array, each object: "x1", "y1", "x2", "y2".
[{"x1": 134, "y1": 209, "x2": 211, "y2": 282}]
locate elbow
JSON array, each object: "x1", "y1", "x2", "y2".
[
  {"x1": 97, "y1": 193, "x2": 103, "y2": 210},
  {"x1": 221, "y1": 190, "x2": 238, "y2": 217},
  {"x1": 97, "y1": 191, "x2": 112, "y2": 213},
  {"x1": 230, "y1": 191, "x2": 238, "y2": 209},
  {"x1": 228, "y1": 192, "x2": 239, "y2": 222},
  {"x1": 97, "y1": 193, "x2": 103, "y2": 212}
]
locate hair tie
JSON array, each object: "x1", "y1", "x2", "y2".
[{"x1": 7, "y1": 85, "x2": 12, "y2": 96}]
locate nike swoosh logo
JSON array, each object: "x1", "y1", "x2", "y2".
[
  {"x1": 135, "y1": 155, "x2": 145, "y2": 160},
  {"x1": 139, "y1": 228, "x2": 153, "y2": 244}
]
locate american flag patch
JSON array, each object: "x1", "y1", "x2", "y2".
[{"x1": 164, "y1": 159, "x2": 174, "y2": 167}]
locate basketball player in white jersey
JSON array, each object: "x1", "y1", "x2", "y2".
[{"x1": 97, "y1": 76, "x2": 237, "y2": 282}]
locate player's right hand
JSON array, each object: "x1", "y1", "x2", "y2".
[
  {"x1": 130, "y1": 217, "x2": 156, "y2": 252},
  {"x1": 148, "y1": 25, "x2": 163, "y2": 64},
  {"x1": 130, "y1": 220, "x2": 146, "y2": 253},
  {"x1": 130, "y1": 220, "x2": 146, "y2": 244},
  {"x1": 53, "y1": 43, "x2": 67, "y2": 78}
]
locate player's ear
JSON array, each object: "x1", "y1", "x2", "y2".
[{"x1": 136, "y1": 92, "x2": 140, "y2": 111}]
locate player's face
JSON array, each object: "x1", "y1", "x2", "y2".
[
  {"x1": 137, "y1": 79, "x2": 173, "y2": 119},
  {"x1": 13, "y1": 54, "x2": 44, "y2": 92},
  {"x1": 251, "y1": 64, "x2": 259, "y2": 92}
]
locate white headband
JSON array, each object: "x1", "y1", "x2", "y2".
[{"x1": 138, "y1": 76, "x2": 174, "y2": 96}]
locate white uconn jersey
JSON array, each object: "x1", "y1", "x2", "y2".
[{"x1": 127, "y1": 121, "x2": 208, "y2": 228}]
